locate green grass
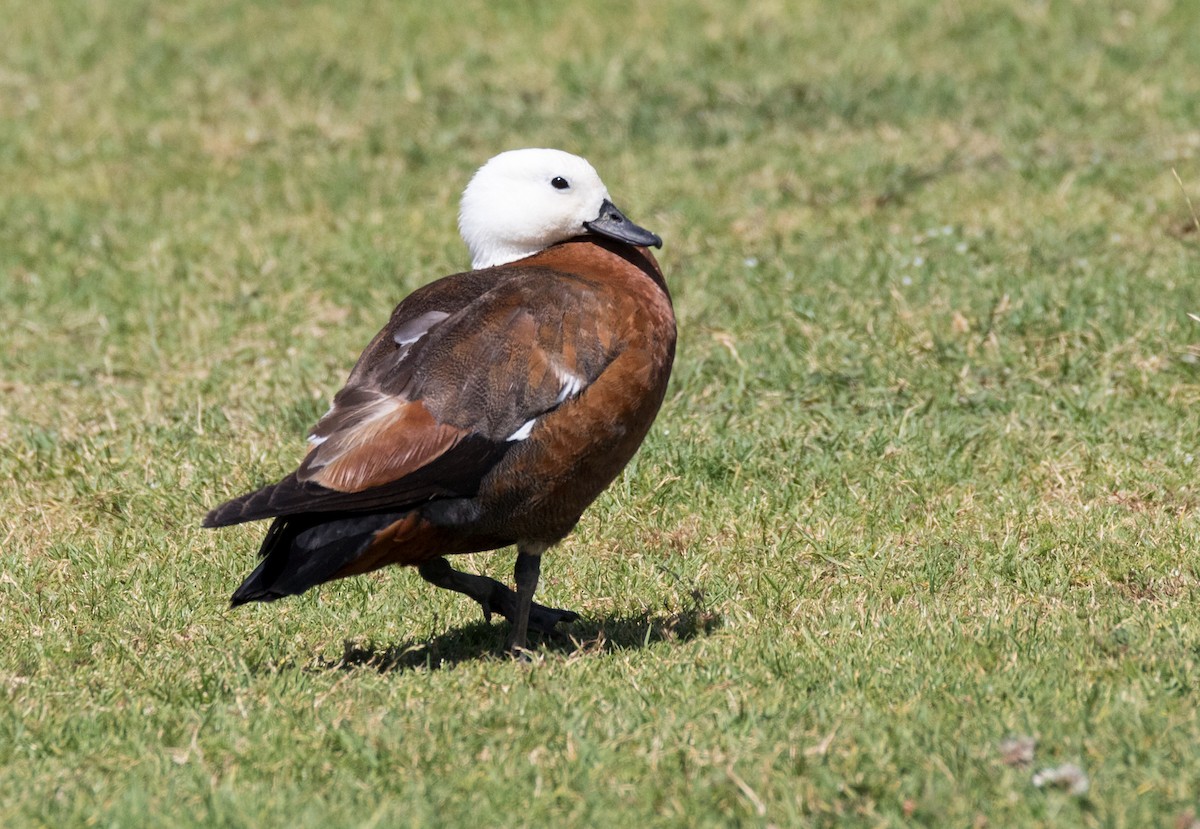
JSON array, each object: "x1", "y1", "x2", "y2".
[{"x1": 3, "y1": 0, "x2": 1200, "y2": 825}]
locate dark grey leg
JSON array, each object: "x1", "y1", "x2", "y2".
[
  {"x1": 506, "y1": 547, "x2": 542, "y2": 653},
  {"x1": 417, "y1": 552, "x2": 576, "y2": 643}
]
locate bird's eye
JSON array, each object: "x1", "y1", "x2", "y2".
[{"x1": 551, "y1": 176, "x2": 570, "y2": 190}]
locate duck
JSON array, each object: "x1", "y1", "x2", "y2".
[{"x1": 203, "y1": 148, "x2": 676, "y2": 653}]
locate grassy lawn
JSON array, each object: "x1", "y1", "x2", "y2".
[{"x1": 4, "y1": 0, "x2": 1200, "y2": 825}]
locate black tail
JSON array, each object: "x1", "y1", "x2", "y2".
[
  {"x1": 229, "y1": 511, "x2": 411, "y2": 606},
  {"x1": 203, "y1": 475, "x2": 319, "y2": 529},
  {"x1": 204, "y1": 435, "x2": 515, "y2": 528}
]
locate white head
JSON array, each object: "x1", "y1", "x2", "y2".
[{"x1": 458, "y1": 148, "x2": 661, "y2": 269}]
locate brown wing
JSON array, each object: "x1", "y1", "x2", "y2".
[
  {"x1": 203, "y1": 266, "x2": 618, "y2": 527},
  {"x1": 297, "y1": 393, "x2": 465, "y2": 492}
]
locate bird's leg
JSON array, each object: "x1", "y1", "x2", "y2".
[
  {"x1": 506, "y1": 544, "x2": 545, "y2": 654},
  {"x1": 417, "y1": 554, "x2": 577, "y2": 638}
]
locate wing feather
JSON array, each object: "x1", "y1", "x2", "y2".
[
  {"x1": 298, "y1": 398, "x2": 464, "y2": 492},
  {"x1": 206, "y1": 266, "x2": 624, "y2": 528}
]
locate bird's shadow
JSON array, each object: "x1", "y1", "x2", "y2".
[{"x1": 309, "y1": 590, "x2": 721, "y2": 673}]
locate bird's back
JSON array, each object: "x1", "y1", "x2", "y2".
[{"x1": 207, "y1": 236, "x2": 674, "y2": 594}]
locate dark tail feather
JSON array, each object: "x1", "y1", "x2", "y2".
[
  {"x1": 230, "y1": 512, "x2": 411, "y2": 606},
  {"x1": 204, "y1": 478, "x2": 301, "y2": 529},
  {"x1": 205, "y1": 435, "x2": 514, "y2": 529}
]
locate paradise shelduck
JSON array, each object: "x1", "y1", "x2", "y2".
[{"x1": 203, "y1": 148, "x2": 676, "y2": 653}]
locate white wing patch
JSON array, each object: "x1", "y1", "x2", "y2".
[
  {"x1": 553, "y1": 365, "x2": 587, "y2": 405},
  {"x1": 505, "y1": 368, "x2": 587, "y2": 443},
  {"x1": 307, "y1": 406, "x2": 337, "y2": 445},
  {"x1": 504, "y1": 367, "x2": 587, "y2": 442},
  {"x1": 393, "y1": 310, "x2": 451, "y2": 347},
  {"x1": 507, "y1": 419, "x2": 537, "y2": 442}
]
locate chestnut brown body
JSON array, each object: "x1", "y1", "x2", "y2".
[{"x1": 205, "y1": 236, "x2": 675, "y2": 607}]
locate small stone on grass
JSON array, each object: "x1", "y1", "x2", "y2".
[
  {"x1": 1032, "y1": 763, "x2": 1089, "y2": 797},
  {"x1": 998, "y1": 735, "x2": 1036, "y2": 767}
]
